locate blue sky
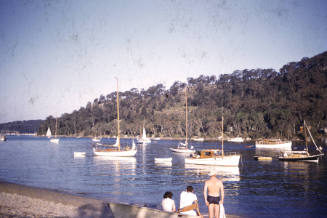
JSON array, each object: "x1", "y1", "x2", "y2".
[{"x1": 0, "y1": 0, "x2": 327, "y2": 123}]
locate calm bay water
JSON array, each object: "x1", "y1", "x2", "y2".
[{"x1": 1, "y1": 136, "x2": 327, "y2": 217}]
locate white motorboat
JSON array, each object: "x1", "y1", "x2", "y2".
[
  {"x1": 154, "y1": 157, "x2": 172, "y2": 163},
  {"x1": 185, "y1": 150, "x2": 240, "y2": 166},
  {"x1": 50, "y1": 138, "x2": 59, "y2": 144},
  {"x1": 192, "y1": 137, "x2": 204, "y2": 142},
  {"x1": 255, "y1": 139, "x2": 292, "y2": 149},
  {"x1": 185, "y1": 110, "x2": 240, "y2": 167},
  {"x1": 228, "y1": 137, "x2": 244, "y2": 143},
  {"x1": 74, "y1": 152, "x2": 86, "y2": 158}
]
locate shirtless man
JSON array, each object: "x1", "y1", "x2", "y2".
[{"x1": 203, "y1": 170, "x2": 224, "y2": 218}]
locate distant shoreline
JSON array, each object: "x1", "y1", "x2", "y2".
[{"x1": 7, "y1": 134, "x2": 325, "y2": 143}]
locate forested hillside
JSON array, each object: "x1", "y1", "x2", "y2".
[
  {"x1": 0, "y1": 120, "x2": 43, "y2": 134},
  {"x1": 38, "y1": 51, "x2": 327, "y2": 140}
]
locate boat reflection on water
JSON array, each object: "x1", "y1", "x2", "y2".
[
  {"x1": 281, "y1": 160, "x2": 321, "y2": 195},
  {"x1": 154, "y1": 161, "x2": 172, "y2": 167},
  {"x1": 93, "y1": 156, "x2": 136, "y2": 175},
  {"x1": 154, "y1": 157, "x2": 172, "y2": 167},
  {"x1": 93, "y1": 155, "x2": 136, "y2": 164},
  {"x1": 255, "y1": 148, "x2": 289, "y2": 159},
  {"x1": 281, "y1": 160, "x2": 319, "y2": 173},
  {"x1": 185, "y1": 164, "x2": 240, "y2": 182}
]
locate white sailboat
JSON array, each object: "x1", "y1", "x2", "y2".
[
  {"x1": 170, "y1": 86, "x2": 195, "y2": 153},
  {"x1": 185, "y1": 111, "x2": 240, "y2": 167},
  {"x1": 137, "y1": 127, "x2": 151, "y2": 144},
  {"x1": 50, "y1": 118, "x2": 59, "y2": 144},
  {"x1": 93, "y1": 78, "x2": 137, "y2": 157},
  {"x1": 278, "y1": 120, "x2": 324, "y2": 162},
  {"x1": 46, "y1": 127, "x2": 52, "y2": 138}
]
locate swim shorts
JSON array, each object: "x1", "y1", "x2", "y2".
[{"x1": 207, "y1": 195, "x2": 220, "y2": 205}]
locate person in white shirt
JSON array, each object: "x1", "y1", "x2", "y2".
[
  {"x1": 161, "y1": 191, "x2": 176, "y2": 212},
  {"x1": 179, "y1": 186, "x2": 201, "y2": 216}
]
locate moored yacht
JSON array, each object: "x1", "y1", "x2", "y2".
[
  {"x1": 255, "y1": 139, "x2": 292, "y2": 149},
  {"x1": 185, "y1": 110, "x2": 240, "y2": 167},
  {"x1": 93, "y1": 78, "x2": 137, "y2": 157}
]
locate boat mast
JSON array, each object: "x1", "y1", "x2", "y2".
[
  {"x1": 304, "y1": 120, "x2": 323, "y2": 154},
  {"x1": 221, "y1": 108, "x2": 224, "y2": 157},
  {"x1": 55, "y1": 118, "x2": 58, "y2": 138},
  {"x1": 116, "y1": 78, "x2": 120, "y2": 151},
  {"x1": 304, "y1": 120, "x2": 309, "y2": 155},
  {"x1": 185, "y1": 86, "x2": 188, "y2": 147}
]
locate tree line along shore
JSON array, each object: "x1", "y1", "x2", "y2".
[{"x1": 2, "y1": 51, "x2": 327, "y2": 142}]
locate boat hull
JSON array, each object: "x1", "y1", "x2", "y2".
[
  {"x1": 74, "y1": 152, "x2": 86, "y2": 158},
  {"x1": 136, "y1": 138, "x2": 151, "y2": 144},
  {"x1": 228, "y1": 137, "x2": 244, "y2": 142},
  {"x1": 192, "y1": 138, "x2": 204, "y2": 142},
  {"x1": 93, "y1": 148, "x2": 137, "y2": 157},
  {"x1": 169, "y1": 147, "x2": 195, "y2": 153},
  {"x1": 255, "y1": 141, "x2": 292, "y2": 149},
  {"x1": 253, "y1": 156, "x2": 273, "y2": 161},
  {"x1": 50, "y1": 138, "x2": 59, "y2": 144},
  {"x1": 154, "y1": 157, "x2": 172, "y2": 163},
  {"x1": 185, "y1": 155, "x2": 240, "y2": 166},
  {"x1": 278, "y1": 154, "x2": 323, "y2": 162}
]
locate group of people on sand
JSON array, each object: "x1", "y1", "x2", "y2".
[{"x1": 161, "y1": 170, "x2": 225, "y2": 218}]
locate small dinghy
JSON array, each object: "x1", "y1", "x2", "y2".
[
  {"x1": 154, "y1": 157, "x2": 172, "y2": 163},
  {"x1": 74, "y1": 152, "x2": 86, "y2": 158},
  {"x1": 253, "y1": 156, "x2": 273, "y2": 161}
]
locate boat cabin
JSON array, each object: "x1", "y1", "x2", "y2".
[{"x1": 192, "y1": 149, "x2": 221, "y2": 159}]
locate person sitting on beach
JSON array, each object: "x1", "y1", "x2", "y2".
[
  {"x1": 203, "y1": 170, "x2": 224, "y2": 218},
  {"x1": 161, "y1": 191, "x2": 176, "y2": 212},
  {"x1": 179, "y1": 186, "x2": 202, "y2": 216}
]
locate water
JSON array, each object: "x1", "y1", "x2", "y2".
[{"x1": 1, "y1": 136, "x2": 327, "y2": 218}]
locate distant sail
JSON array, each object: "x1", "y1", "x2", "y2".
[
  {"x1": 142, "y1": 128, "x2": 147, "y2": 140},
  {"x1": 46, "y1": 127, "x2": 52, "y2": 138}
]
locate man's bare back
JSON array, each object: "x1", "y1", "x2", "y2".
[
  {"x1": 206, "y1": 176, "x2": 222, "y2": 197},
  {"x1": 204, "y1": 174, "x2": 224, "y2": 218}
]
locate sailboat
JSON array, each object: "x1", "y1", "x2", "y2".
[
  {"x1": 93, "y1": 78, "x2": 137, "y2": 157},
  {"x1": 46, "y1": 127, "x2": 52, "y2": 138},
  {"x1": 278, "y1": 120, "x2": 324, "y2": 162},
  {"x1": 137, "y1": 126, "x2": 151, "y2": 144},
  {"x1": 185, "y1": 111, "x2": 240, "y2": 166},
  {"x1": 170, "y1": 86, "x2": 195, "y2": 153},
  {"x1": 50, "y1": 118, "x2": 59, "y2": 144}
]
